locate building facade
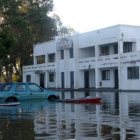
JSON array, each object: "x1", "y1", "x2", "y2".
[{"x1": 23, "y1": 25, "x2": 140, "y2": 90}]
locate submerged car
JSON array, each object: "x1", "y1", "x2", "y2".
[{"x1": 0, "y1": 82, "x2": 59, "y2": 102}]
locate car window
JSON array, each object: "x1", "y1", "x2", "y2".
[
  {"x1": 28, "y1": 84, "x2": 42, "y2": 92},
  {"x1": 0, "y1": 84, "x2": 4, "y2": 91},
  {"x1": 2, "y1": 84, "x2": 13, "y2": 91},
  {"x1": 15, "y1": 84, "x2": 26, "y2": 92}
]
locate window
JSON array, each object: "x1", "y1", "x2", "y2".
[
  {"x1": 36, "y1": 55, "x2": 45, "y2": 64},
  {"x1": 2, "y1": 84, "x2": 13, "y2": 91},
  {"x1": 127, "y1": 66, "x2": 139, "y2": 79},
  {"x1": 29, "y1": 83, "x2": 42, "y2": 92},
  {"x1": 70, "y1": 47, "x2": 73, "y2": 58},
  {"x1": 60, "y1": 50, "x2": 64, "y2": 59},
  {"x1": 49, "y1": 73, "x2": 54, "y2": 82},
  {"x1": 101, "y1": 46, "x2": 109, "y2": 56},
  {"x1": 102, "y1": 70, "x2": 110, "y2": 80},
  {"x1": 48, "y1": 53, "x2": 55, "y2": 62},
  {"x1": 123, "y1": 42, "x2": 132, "y2": 53},
  {"x1": 15, "y1": 84, "x2": 26, "y2": 92},
  {"x1": 114, "y1": 43, "x2": 118, "y2": 54},
  {"x1": 26, "y1": 75, "x2": 31, "y2": 82}
]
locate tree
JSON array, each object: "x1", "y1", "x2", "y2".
[
  {"x1": 53, "y1": 14, "x2": 74, "y2": 37},
  {"x1": 0, "y1": 0, "x2": 58, "y2": 82},
  {"x1": 0, "y1": 27, "x2": 17, "y2": 82}
]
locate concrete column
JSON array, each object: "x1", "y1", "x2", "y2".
[
  {"x1": 73, "y1": 32, "x2": 79, "y2": 89},
  {"x1": 136, "y1": 39, "x2": 140, "y2": 51},
  {"x1": 95, "y1": 68, "x2": 101, "y2": 88},
  {"x1": 45, "y1": 72, "x2": 48, "y2": 88},
  {"x1": 55, "y1": 50, "x2": 59, "y2": 88},
  {"x1": 118, "y1": 40, "x2": 123, "y2": 89},
  {"x1": 45, "y1": 53, "x2": 48, "y2": 63},
  {"x1": 33, "y1": 55, "x2": 37, "y2": 64},
  {"x1": 95, "y1": 44, "x2": 101, "y2": 88},
  {"x1": 95, "y1": 45, "x2": 100, "y2": 57},
  {"x1": 64, "y1": 49, "x2": 69, "y2": 88},
  {"x1": 118, "y1": 39, "x2": 123, "y2": 54}
]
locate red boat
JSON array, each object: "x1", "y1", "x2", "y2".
[{"x1": 58, "y1": 97, "x2": 102, "y2": 104}]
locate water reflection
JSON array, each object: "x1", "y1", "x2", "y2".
[{"x1": 0, "y1": 91, "x2": 140, "y2": 139}]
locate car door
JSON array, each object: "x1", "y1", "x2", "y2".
[
  {"x1": 28, "y1": 83, "x2": 46, "y2": 100},
  {"x1": 14, "y1": 83, "x2": 29, "y2": 100}
]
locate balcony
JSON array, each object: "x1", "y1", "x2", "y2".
[
  {"x1": 98, "y1": 54, "x2": 119, "y2": 68},
  {"x1": 120, "y1": 51, "x2": 140, "y2": 64},
  {"x1": 23, "y1": 62, "x2": 56, "y2": 72},
  {"x1": 78, "y1": 57, "x2": 96, "y2": 70}
]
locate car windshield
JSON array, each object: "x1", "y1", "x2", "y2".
[{"x1": 1, "y1": 83, "x2": 13, "y2": 91}]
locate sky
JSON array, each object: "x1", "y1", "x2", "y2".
[{"x1": 53, "y1": 0, "x2": 140, "y2": 33}]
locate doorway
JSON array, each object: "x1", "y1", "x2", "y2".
[
  {"x1": 84, "y1": 71, "x2": 89, "y2": 88},
  {"x1": 70, "y1": 71, "x2": 74, "y2": 89},
  {"x1": 61, "y1": 72, "x2": 65, "y2": 88},
  {"x1": 114, "y1": 69, "x2": 118, "y2": 88},
  {"x1": 40, "y1": 74, "x2": 45, "y2": 88}
]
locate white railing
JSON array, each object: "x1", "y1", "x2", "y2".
[
  {"x1": 98, "y1": 54, "x2": 119, "y2": 68},
  {"x1": 120, "y1": 51, "x2": 140, "y2": 64},
  {"x1": 78, "y1": 57, "x2": 96, "y2": 70},
  {"x1": 23, "y1": 62, "x2": 55, "y2": 72}
]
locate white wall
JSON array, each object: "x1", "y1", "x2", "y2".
[
  {"x1": 101, "y1": 69, "x2": 115, "y2": 88},
  {"x1": 120, "y1": 63, "x2": 140, "y2": 90},
  {"x1": 23, "y1": 24, "x2": 140, "y2": 90}
]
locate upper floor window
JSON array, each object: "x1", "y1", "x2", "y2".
[
  {"x1": 61, "y1": 50, "x2": 64, "y2": 59},
  {"x1": 101, "y1": 46, "x2": 109, "y2": 56},
  {"x1": 102, "y1": 70, "x2": 110, "y2": 80},
  {"x1": 36, "y1": 55, "x2": 45, "y2": 64},
  {"x1": 127, "y1": 66, "x2": 139, "y2": 79},
  {"x1": 114, "y1": 43, "x2": 118, "y2": 54},
  {"x1": 123, "y1": 42, "x2": 132, "y2": 53},
  {"x1": 70, "y1": 47, "x2": 73, "y2": 58},
  {"x1": 48, "y1": 53, "x2": 55, "y2": 62}
]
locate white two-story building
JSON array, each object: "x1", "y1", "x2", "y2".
[{"x1": 23, "y1": 24, "x2": 140, "y2": 90}]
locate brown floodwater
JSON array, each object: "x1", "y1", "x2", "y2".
[{"x1": 0, "y1": 91, "x2": 140, "y2": 140}]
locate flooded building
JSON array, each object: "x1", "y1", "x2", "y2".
[{"x1": 23, "y1": 24, "x2": 140, "y2": 90}]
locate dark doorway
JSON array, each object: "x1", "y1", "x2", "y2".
[
  {"x1": 61, "y1": 72, "x2": 65, "y2": 88},
  {"x1": 84, "y1": 71, "x2": 89, "y2": 88},
  {"x1": 40, "y1": 74, "x2": 45, "y2": 88},
  {"x1": 70, "y1": 71, "x2": 74, "y2": 89},
  {"x1": 114, "y1": 70, "x2": 118, "y2": 88}
]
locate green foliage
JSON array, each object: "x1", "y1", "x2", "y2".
[{"x1": 0, "y1": 0, "x2": 58, "y2": 82}]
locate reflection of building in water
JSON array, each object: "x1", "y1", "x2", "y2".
[
  {"x1": 23, "y1": 25, "x2": 140, "y2": 91},
  {"x1": 33, "y1": 92, "x2": 140, "y2": 139}
]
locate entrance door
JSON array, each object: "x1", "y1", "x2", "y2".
[
  {"x1": 61, "y1": 72, "x2": 65, "y2": 88},
  {"x1": 70, "y1": 71, "x2": 74, "y2": 89},
  {"x1": 40, "y1": 74, "x2": 45, "y2": 88},
  {"x1": 84, "y1": 71, "x2": 89, "y2": 88},
  {"x1": 114, "y1": 70, "x2": 118, "y2": 88}
]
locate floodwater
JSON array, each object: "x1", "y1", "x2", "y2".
[{"x1": 0, "y1": 91, "x2": 140, "y2": 140}]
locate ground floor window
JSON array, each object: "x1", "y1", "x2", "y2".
[
  {"x1": 49, "y1": 73, "x2": 54, "y2": 82},
  {"x1": 127, "y1": 66, "x2": 139, "y2": 79},
  {"x1": 102, "y1": 70, "x2": 110, "y2": 80},
  {"x1": 26, "y1": 75, "x2": 31, "y2": 82}
]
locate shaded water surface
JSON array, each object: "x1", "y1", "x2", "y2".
[{"x1": 0, "y1": 91, "x2": 140, "y2": 140}]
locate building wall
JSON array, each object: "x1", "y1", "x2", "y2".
[{"x1": 23, "y1": 25, "x2": 140, "y2": 90}]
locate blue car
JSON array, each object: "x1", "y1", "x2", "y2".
[{"x1": 0, "y1": 82, "x2": 59, "y2": 102}]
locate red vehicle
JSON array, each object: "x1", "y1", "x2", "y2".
[{"x1": 58, "y1": 97, "x2": 102, "y2": 104}]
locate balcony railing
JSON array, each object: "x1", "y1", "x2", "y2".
[
  {"x1": 78, "y1": 57, "x2": 96, "y2": 70},
  {"x1": 23, "y1": 62, "x2": 55, "y2": 72},
  {"x1": 120, "y1": 51, "x2": 140, "y2": 64},
  {"x1": 98, "y1": 54, "x2": 119, "y2": 68}
]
